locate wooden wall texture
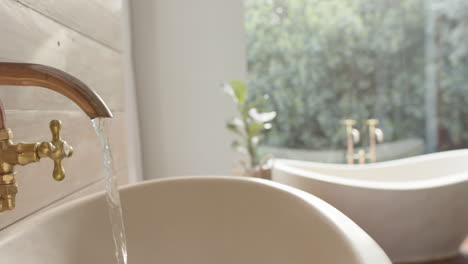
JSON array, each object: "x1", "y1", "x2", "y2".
[{"x1": 0, "y1": 0, "x2": 128, "y2": 230}]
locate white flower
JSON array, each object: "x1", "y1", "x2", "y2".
[{"x1": 248, "y1": 108, "x2": 276, "y2": 123}]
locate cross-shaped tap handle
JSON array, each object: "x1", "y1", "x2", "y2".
[{"x1": 37, "y1": 120, "x2": 73, "y2": 181}]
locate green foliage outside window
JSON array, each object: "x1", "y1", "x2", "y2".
[{"x1": 245, "y1": 0, "x2": 468, "y2": 152}]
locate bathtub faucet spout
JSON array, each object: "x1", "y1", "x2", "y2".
[
  {"x1": 367, "y1": 119, "x2": 384, "y2": 163},
  {"x1": 343, "y1": 119, "x2": 360, "y2": 164}
]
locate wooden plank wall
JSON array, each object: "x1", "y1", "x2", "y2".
[{"x1": 0, "y1": 0, "x2": 128, "y2": 230}]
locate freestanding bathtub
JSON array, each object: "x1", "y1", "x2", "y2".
[{"x1": 272, "y1": 149, "x2": 468, "y2": 263}]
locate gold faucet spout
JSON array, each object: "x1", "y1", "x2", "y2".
[{"x1": 0, "y1": 63, "x2": 113, "y2": 122}]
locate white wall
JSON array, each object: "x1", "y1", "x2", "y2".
[
  {"x1": 122, "y1": 0, "x2": 143, "y2": 182},
  {"x1": 128, "y1": 0, "x2": 246, "y2": 178},
  {"x1": 0, "y1": 0, "x2": 129, "y2": 229}
]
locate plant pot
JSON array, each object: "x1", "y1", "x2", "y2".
[
  {"x1": 233, "y1": 166, "x2": 272, "y2": 180},
  {"x1": 232, "y1": 156, "x2": 274, "y2": 180}
]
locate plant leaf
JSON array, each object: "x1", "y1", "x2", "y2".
[
  {"x1": 251, "y1": 134, "x2": 265, "y2": 147},
  {"x1": 231, "y1": 140, "x2": 247, "y2": 154},
  {"x1": 247, "y1": 94, "x2": 269, "y2": 109},
  {"x1": 226, "y1": 80, "x2": 248, "y2": 106},
  {"x1": 223, "y1": 82, "x2": 235, "y2": 98},
  {"x1": 248, "y1": 122, "x2": 264, "y2": 137},
  {"x1": 226, "y1": 118, "x2": 244, "y2": 136}
]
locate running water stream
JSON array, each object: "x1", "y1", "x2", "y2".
[{"x1": 92, "y1": 118, "x2": 128, "y2": 264}]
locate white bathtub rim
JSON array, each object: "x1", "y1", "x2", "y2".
[
  {"x1": 273, "y1": 149, "x2": 468, "y2": 190},
  {"x1": 274, "y1": 161, "x2": 468, "y2": 190},
  {"x1": 275, "y1": 149, "x2": 468, "y2": 170}
]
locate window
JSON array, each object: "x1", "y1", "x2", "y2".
[{"x1": 246, "y1": 0, "x2": 468, "y2": 163}]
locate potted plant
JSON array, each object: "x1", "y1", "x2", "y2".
[{"x1": 223, "y1": 80, "x2": 276, "y2": 179}]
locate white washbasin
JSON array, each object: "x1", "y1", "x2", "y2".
[{"x1": 0, "y1": 176, "x2": 390, "y2": 263}]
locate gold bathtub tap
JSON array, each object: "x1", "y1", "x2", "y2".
[
  {"x1": 343, "y1": 119, "x2": 360, "y2": 164},
  {"x1": 366, "y1": 119, "x2": 384, "y2": 163},
  {"x1": 343, "y1": 118, "x2": 384, "y2": 164},
  {"x1": 0, "y1": 62, "x2": 112, "y2": 212}
]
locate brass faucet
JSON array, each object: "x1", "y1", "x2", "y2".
[
  {"x1": 343, "y1": 119, "x2": 360, "y2": 164},
  {"x1": 343, "y1": 118, "x2": 384, "y2": 164},
  {"x1": 0, "y1": 62, "x2": 112, "y2": 212},
  {"x1": 366, "y1": 119, "x2": 384, "y2": 163}
]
